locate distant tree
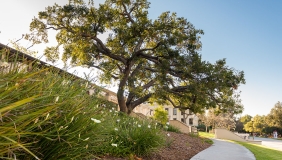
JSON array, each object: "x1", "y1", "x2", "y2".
[
  {"x1": 26, "y1": 0, "x2": 245, "y2": 114},
  {"x1": 153, "y1": 106, "x2": 168, "y2": 125},
  {"x1": 235, "y1": 119, "x2": 244, "y2": 132},
  {"x1": 265, "y1": 101, "x2": 282, "y2": 129},
  {"x1": 197, "y1": 111, "x2": 214, "y2": 132},
  {"x1": 198, "y1": 106, "x2": 239, "y2": 132},
  {"x1": 240, "y1": 114, "x2": 252, "y2": 124},
  {"x1": 244, "y1": 115, "x2": 266, "y2": 134}
]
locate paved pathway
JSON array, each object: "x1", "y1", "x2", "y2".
[
  {"x1": 190, "y1": 139, "x2": 255, "y2": 160},
  {"x1": 252, "y1": 137, "x2": 282, "y2": 151}
]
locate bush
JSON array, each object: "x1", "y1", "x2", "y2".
[
  {"x1": 166, "y1": 125, "x2": 181, "y2": 133},
  {"x1": 153, "y1": 106, "x2": 168, "y2": 125},
  {"x1": 100, "y1": 113, "x2": 165, "y2": 157},
  {"x1": 0, "y1": 52, "x2": 165, "y2": 159}
]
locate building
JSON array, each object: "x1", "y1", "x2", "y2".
[{"x1": 134, "y1": 103, "x2": 199, "y2": 127}]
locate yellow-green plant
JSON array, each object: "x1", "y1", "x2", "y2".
[{"x1": 153, "y1": 106, "x2": 168, "y2": 125}]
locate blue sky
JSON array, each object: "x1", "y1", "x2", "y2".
[{"x1": 0, "y1": 0, "x2": 281, "y2": 117}]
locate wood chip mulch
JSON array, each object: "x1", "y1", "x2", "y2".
[{"x1": 101, "y1": 131, "x2": 212, "y2": 160}]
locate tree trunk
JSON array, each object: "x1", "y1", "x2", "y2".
[{"x1": 117, "y1": 88, "x2": 128, "y2": 113}]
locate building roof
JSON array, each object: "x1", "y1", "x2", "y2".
[{"x1": 0, "y1": 42, "x2": 118, "y2": 100}]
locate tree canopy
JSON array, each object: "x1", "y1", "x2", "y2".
[
  {"x1": 265, "y1": 101, "x2": 282, "y2": 129},
  {"x1": 244, "y1": 115, "x2": 266, "y2": 134},
  {"x1": 26, "y1": 0, "x2": 245, "y2": 114},
  {"x1": 240, "y1": 114, "x2": 252, "y2": 124}
]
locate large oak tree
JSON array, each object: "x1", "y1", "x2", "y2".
[{"x1": 26, "y1": 0, "x2": 245, "y2": 114}]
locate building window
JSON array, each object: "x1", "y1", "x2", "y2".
[
  {"x1": 173, "y1": 108, "x2": 177, "y2": 115},
  {"x1": 173, "y1": 118, "x2": 177, "y2": 120},
  {"x1": 181, "y1": 111, "x2": 184, "y2": 115},
  {"x1": 165, "y1": 108, "x2": 168, "y2": 112},
  {"x1": 189, "y1": 118, "x2": 193, "y2": 125},
  {"x1": 181, "y1": 118, "x2": 184, "y2": 123}
]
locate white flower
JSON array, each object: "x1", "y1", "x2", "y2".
[
  {"x1": 164, "y1": 126, "x2": 168, "y2": 129},
  {"x1": 166, "y1": 122, "x2": 170, "y2": 125},
  {"x1": 85, "y1": 144, "x2": 88, "y2": 149},
  {"x1": 70, "y1": 116, "x2": 74, "y2": 123},
  {"x1": 55, "y1": 96, "x2": 59, "y2": 102},
  {"x1": 138, "y1": 124, "x2": 141, "y2": 127},
  {"x1": 34, "y1": 118, "x2": 39, "y2": 124},
  {"x1": 45, "y1": 113, "x2": 50, "y2": 120},
  {"x1": 91, "y1": 118, "x2": 101, "y2": 123},
  {"x1": 148, "y1": 125, "x2": 151, "y2": 128},
  {"x1": 112, "y1": 107, "x2": 115, "y2": 110},
  {"x1": 167, "y1": 133, "x2": 170, "y2": 136},
  {"x1": 111, "y1": 143, "x2": 117, "y2": 147},
  {"x1": 110, "y1": 110, "x2": 112, "y2": 112},
  {"x1": 115, "y1": 128, "x2": 118, "y2": 131},
  {"x1": 84, "y1": 137, "x2": 89, "y2": 141},
  {"x1": 117, "y1": 119, "x2": 120, "y2": 122}
]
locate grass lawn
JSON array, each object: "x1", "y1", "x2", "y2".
[
  {"x1": 199, "y1": 132, "x2": 215, "y2": 139},
  {"x1": 234, "y1": 141, "x2": 282, "y2": 160}
]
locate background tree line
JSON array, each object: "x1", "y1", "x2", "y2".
[{"x1": 198, "y1": 101, "x2": 282, "y2": 137}]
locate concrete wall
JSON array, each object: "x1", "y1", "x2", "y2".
[
  {"x1": 169, "y1": 120, "x2": 191, "y2": 134},
  {"x1": 215, "y1": 128, "x2": 261, "y2": 145}
]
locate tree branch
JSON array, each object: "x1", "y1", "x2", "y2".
[
  {"x1": 90, "y1": 65, "x2": 119, "y2": 79},
  {"x1": 131, "y1": 93, "x2": 152, "y2": 109}
]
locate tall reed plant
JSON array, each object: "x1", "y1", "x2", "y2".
[{"x1": 0, "y1": 50, "x2": 165, "y2": 159}]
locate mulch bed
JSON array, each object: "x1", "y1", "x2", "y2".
[{"x1": 100, "y1": 132, "x2": 212, "y2": 160}]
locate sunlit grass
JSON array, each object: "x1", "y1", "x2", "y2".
[
  {"x1": 233, "y1": 141, "x2": 282, "y2": 160},
  {"x1": 199, "y1": 132, "x2": 215, "y2": 139}
]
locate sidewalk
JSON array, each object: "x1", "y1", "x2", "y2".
[{"x1": 190, "y1": 139, "x2": 255, "y2": 160}]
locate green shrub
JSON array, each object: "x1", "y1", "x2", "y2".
[
  {"x1": 104, "y1": 113, "x2": 165, "y2": 157},
  {"x1": 166, "y1": 125, "x2": 181, "y2": 133},
  {"x1": 0, "y1": 61, "x2": 109, "y2": 159},
  {"x1": 153, "y1": 106, "x2": 168, "y2": 125},
  {"x1": 0, "y1": 51, "x2": 165, "y2": 159}
]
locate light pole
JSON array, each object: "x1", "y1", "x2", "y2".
[{"x1": 251, "y1": 118, "x2": 254, "y2": 140}]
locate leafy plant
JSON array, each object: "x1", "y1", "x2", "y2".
[
  {"x1": 0, "y1": 50, "x2": 165, "y2": 159},
  {"x1": 153, "y1": 106, "x2": 168, "y2": 125}
]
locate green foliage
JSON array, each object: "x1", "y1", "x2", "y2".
[
  {"x1": 266, "y1": 102, "x2": 282, "y2": 129},
  {"x1": 240, "y1": 114, "x2": 252, "y2": 124},
  {"x1": 104, "y1": 114, "x2": 165, "y2": 157},
  {"x1": 153, "y1": 106, "x2": 168, "y2": 125},
  {"x1": 243, "y1": 115, "x2": 266, "y2": 134},
  {"x1": 26, "y1": 0, "x2": 245, "y2": 115},
  {"x1": 166, "y1": 125, "x2": 181, "y2": 133},
  {"x1": 0, "y1": 62, "x2": 103, "y2": 159},
  {"x1": 0, "y1": 54, "x2": 165, "y2": 159},
  {"x1": 234, "y1": 141, "x2": 282, "y2": 160}
]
